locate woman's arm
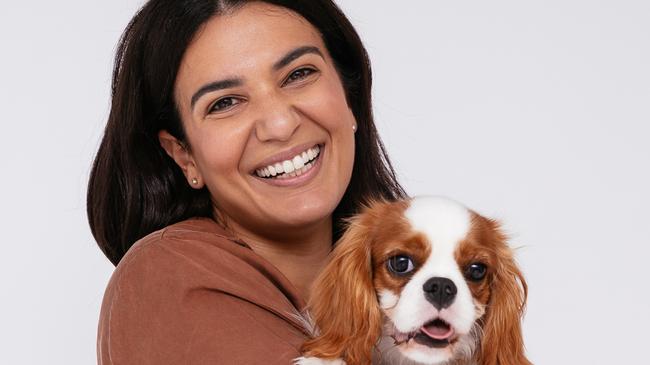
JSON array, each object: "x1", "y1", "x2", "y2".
[{"x1": 97, "y1": 229, "x2": 306, "y2": 364}]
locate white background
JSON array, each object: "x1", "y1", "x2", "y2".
[{"x1": 1, "y1": 0, "x2": 648, "y2": 364}]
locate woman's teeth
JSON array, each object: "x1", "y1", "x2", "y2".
[{"x1": 255, "y1": 145, "x2": 320, "y2": 179}]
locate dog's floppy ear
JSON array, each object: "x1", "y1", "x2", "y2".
[
  {"x1": 478, "y1": 220, "x2": 532, "y2": 365},
  {"x1": 301, "y1": 206, "x2": 384, "y2": 365}
]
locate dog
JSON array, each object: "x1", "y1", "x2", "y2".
[{"x1": 295, "y1": 196, "x2": 531, "y2": 365}]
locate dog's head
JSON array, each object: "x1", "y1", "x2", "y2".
[{"x1": 301, "y1": 196, "x2": 531, "y2": 365}]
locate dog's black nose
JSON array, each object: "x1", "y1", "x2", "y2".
[{"x1": 423, "y1": 277, "x2": 457, "y2": 310}]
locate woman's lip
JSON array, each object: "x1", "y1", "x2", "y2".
[
  {"x1": 251, "y1": 144, "x2": 324, "y2": 187},
  {"x1": 251, "y1": 142, "x2": 323, "y2": 172}
]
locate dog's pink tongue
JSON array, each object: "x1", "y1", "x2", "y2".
[{"x1": 421, "y1": 321, "x2": 454, "y2": 340}]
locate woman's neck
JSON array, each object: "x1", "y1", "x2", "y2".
[{"x1": 221, "y1": 216, "x2": 333, "y2": 303}]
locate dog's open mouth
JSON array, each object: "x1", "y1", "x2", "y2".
[
  {"x1": 415, "y1": 318, "x2": 456, "y2": 348},
  {"x1": 390, "y1": 318, "x2": 456, "y2": 348}
]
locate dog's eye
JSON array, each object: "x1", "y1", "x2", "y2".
[
  {"x1": 387, "y1": 255, "x2": 415, "y2": 275},
  {"x1": 465, "y1": 263, "x2": 487, "y2": 282}
]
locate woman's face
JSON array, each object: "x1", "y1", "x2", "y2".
[{"x1": 170, "y1": 3, "x2": 356, "y2": 238}]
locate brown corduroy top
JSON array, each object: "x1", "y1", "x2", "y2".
[{"x1": 97, "y1": 218, "x2": 310, "y2": 364}]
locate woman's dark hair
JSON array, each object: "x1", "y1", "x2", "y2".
[{"x1": 88, "y1": 0, "x2": 407, "y2": 266}]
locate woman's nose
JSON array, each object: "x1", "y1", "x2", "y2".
[{"x1": 253, "y1": 93, "x2": 301, "y2": 142}]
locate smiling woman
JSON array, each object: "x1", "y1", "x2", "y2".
[{"x1": 87, "y1": 0, "x2": 406, "y2": 363}]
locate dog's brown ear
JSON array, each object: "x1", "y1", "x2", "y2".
[
  {"x1": 478, "y1": 220, "x2": 532, "y2": 365},
  {"x1": 301, "y1": 210, "x2": 383, "y2": 365}
]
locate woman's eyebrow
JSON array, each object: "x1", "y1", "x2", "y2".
[
  {"x1": 190, "y1": 46, "x2": 323, "y2": 111},
  {"x1": 191, "y1": 78, "x2": 242, "y2": 110},
  {"x1": 273, "y1": 45, "x2": 324, "y2": 71}
]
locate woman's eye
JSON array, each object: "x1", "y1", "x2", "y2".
[
  {"x1": 209, "y1": 96, "x2": 242, "y2": 113},
  {"x1": 283, "y1": 67, "x2": 317, "y2": 86},
  {"x1": 387, "y1": 255, "x2": 415, "y2": 275},
  {"x1": 465, "y1": 263, "x2": 488, "y2": 282}
]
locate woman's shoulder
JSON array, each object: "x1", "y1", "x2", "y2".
[
  {"x1": 108, "y1": 218, "x2": 246, "y2": 291},
  {"x1": 120, "y1": 217, "x2": 248, "y2": 261},
  {"x1": 106, "y1": 217, "x2": 303, "y2": 314},
  {"x1": 98, "y1": 217, "x2": 308, "y2": 364}
]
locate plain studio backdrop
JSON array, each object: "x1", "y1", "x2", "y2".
[{"x1": 1, "y1": 0, "x2": 648, "y2": 363}]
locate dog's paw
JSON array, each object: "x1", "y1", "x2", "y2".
[{"x1": 293, "y1": 356, "x2": 346, "y2": 365}]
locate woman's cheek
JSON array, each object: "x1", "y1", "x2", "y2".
[
  {"x1": 294, "y1": 78, "x2": 354, "y2": 130},
  {"x1": 194, "y1": 121, "x2": 250, "y2": 175}
]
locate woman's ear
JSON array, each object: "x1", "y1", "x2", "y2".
[
  {"x1": 301, "y1": 214, "x2": 383, "y2": 365},
  {"x1": 478, "y1": 239, "x2": 532, "y2": 365},
  {"x1": 158, "y1": 130, "x2": 204, "y2": 188}
]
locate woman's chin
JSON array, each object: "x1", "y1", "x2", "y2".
[
  {"x1": 266, "y1": 202, "x2": 335, "y2": 231},
  {"x1": 252, "y1": 183, "x2": 343, "y2": 225}
]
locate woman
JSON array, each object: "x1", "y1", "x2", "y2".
[{"x1": 88, "y1": 0, "x2": 406, "y2": 363}]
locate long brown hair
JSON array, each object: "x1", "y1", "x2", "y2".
[{"x1": 87, "y1": 0, "x2": 407, "y2": 266}]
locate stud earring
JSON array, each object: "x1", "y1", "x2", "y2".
[
  {"x1": 352, "y1": 124, "x2": 357, "y2": 132},
  {"x1": 191, "y1": 178, "x2": 198, "y2": 185}
]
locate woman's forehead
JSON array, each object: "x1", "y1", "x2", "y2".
[{"x1": 175, "y1": 2, "x2": 328, "y2": 102}]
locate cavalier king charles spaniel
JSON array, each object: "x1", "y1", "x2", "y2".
[{"x1": 295, "y1": 196, "x2": 531, "y2": 365}]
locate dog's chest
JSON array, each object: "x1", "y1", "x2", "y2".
[{"x1": 371, "y1": 336, "x2": 478, "y2": 365}]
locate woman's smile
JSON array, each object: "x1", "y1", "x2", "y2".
[{"x1": 252, "y1": 143, "x2": 324, "y2": 186}]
